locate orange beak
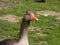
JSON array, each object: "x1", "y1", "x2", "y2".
[{"x1": 31, "y1": 14, "x2": 38, "y2": 21}]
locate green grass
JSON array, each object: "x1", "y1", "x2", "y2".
[
  {"x1": 29, "y1": 16, "x2": 60, "y2": 45},
  {"x1": 0, "y1": 0, "x2": 60, "y2": 45},
  {"x1": 0, "y1": 0, "x2": 60, "y2": 16},
  {"x1": 0, "y1": 16, "x2": 60, "y2": 45}
]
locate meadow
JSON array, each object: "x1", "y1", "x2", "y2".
[{"x1": 0, "y1": 0, "x2": 60, "y2": 45}]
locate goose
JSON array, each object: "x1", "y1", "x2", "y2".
[{"x1": 0, "y1": 11, "x2": 38, "y2": 45}]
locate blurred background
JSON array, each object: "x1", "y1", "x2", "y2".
[{"x1": 0, "y1": 0, "x2": 60, "y2": 45}]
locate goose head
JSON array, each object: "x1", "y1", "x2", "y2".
[{"x1": 23, "y1": 11, "x2": 38, "y2": 22}]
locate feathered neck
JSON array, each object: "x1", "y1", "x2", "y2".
[
  {"x1": 17, "y1": 18, "x2": 30, "y2": 45},
  {"x1": 19, "y1": 19, "x2": 30, "y2": 39}
]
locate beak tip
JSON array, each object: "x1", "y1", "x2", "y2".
[{"x1": 36, "y1": 18, "x2": 39, "y2": 21}]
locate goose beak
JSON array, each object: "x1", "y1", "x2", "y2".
[{"x1": 31, "y1": 14, "x2": 38, "y2": 21}]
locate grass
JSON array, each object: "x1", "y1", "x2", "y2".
[
  {"x1": 0, "y1": 0, "x2": 60, "y2": 16},
  {"x1": 0, "y1": 0, "x2": 60, "y2": 45},
  {"x1": 30, "y1": 16, "x2": 60, "y2": 45},
  {"x1": 0, "y1": 16, "x2": 60, "y2": 45}
]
